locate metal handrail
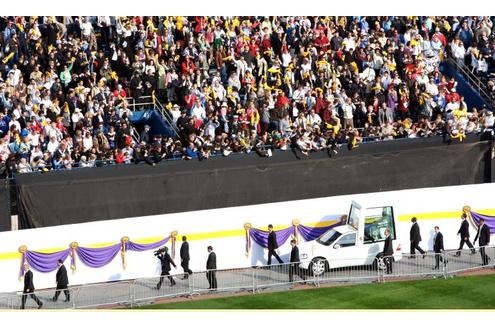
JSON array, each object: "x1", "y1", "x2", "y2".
[
  {"x1": 1, "y1": 245, "x2": 493, "y2": 309},
  {"x1": 444, "y1": 53, "x2": 494, "y2": 108},
  {"x1": 124, "y1": 95, "x2": 180, "y2": 138}
]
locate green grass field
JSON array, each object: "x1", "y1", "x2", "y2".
[{"x1": 139, "y1": 274, "x2": 495, "y2": 309}]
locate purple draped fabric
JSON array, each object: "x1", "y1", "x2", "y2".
[
  {"x1": 25, "y1": 249, "x2": 71, "y2": 273},
  {"x1": 127, "y1": 236, "x2": 170, "y2": 252},
  {"x1": 470, "y1": 211, "x2": 495, "y2": 232},
  {"x1": 298, "y1": 222, "x2": 341, "y2": 241},
  {"x1": 76, "y1": 244, "x2": 122, "y2": 268},
  {"x1": 249, "y1": 227, "x2": 294, "y2": 248}
]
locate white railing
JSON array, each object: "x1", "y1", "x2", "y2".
[{"x1": 2, "y1": 245, "x2": 493, "y2": 309}]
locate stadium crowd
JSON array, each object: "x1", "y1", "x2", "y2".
[{"x1": 1, "y1": 16, "x2": 495, "y2": 175}]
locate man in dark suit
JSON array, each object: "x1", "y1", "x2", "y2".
[
  {"x1": 206, "y1": 246, "x2": 217, "y2": 290},
  {"x1": 383, "y1": 228, "x2": 394, "y2": 274},
  {"x1": 156, "y1": 247, "x2": 177, "y2": 290},
  {"x1": 52, "y1": 259, "x2": 70, "y2": 302},
  {"x1": 455, "y1": 213, "x2": 475, "y2": 256},
  {"x1": 409, "y1": 217, "x2": 425, "y2": 258},
  {"x1": 289, "y1": 239, "x2": 305, "y2": 283},
  {"x1": 21, "y1": 264, "x2": 43, "y2": 309},
  {"x1": 433, "y1": 226, "x2": 447, "y2": 269},
  {"x1": 180, "y1": 236, "x2": 193, "y2": 279},
  {"x1": 474, "y1": 218, "x2": 491, "y2": 265},
  {"x1": 267, "y1": 224, "x2": 283, "y2": 265}
]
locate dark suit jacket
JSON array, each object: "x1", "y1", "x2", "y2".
[
  {"x1": 56, "y1": 265, "x2": 69, "y2": 288},
  {"x1": 410, "y1": 223, "x2": 421, "y2": 243},
  {"x1": 433, "y1": 232, "x2": 444, "y2": 252},
  {"x1": 158, "y1": 253, "x2": 176, "y2": 272},
  {"x1": 290, "y1": 245, "x2": 300, "y2": 263},
  {"x1": 458, "y1": 220, "x2": 470, "y2": 238},
  {"x1": 206, "y1": 252, "x2": 217, "y2": 270},
  {"x1": 23, "y1": 270, "x2": 34, "y2": 293},
  {"x1": 180, "y1": 242, "x2": 190, "y2": 261},
  {"x1": 268, "y1": 231, "x2": 278, "y2": 250},
  {"x1": 475, "y1": 224, "x2": 491, "y2": 246},
  {"x1": 383, "y1": 236, "x2": 394, "y2": 256}
]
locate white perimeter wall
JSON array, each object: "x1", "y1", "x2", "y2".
[{"x1": 0, "y1": 183, "x2": 493, "y2": 293}]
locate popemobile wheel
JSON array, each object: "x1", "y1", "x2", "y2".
[{"x1": 309, "y1": 258, "x2": 327, "y2": 276}]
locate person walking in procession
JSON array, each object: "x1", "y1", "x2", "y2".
[
  {"x1": 156, "y1": 247, "x2": 177, "y2": 290},
  {"x1": 289, "y1": 239, "x2": 306, "y2": 283},
  {"x1": 455, "y1": 213, "x2": 475, "y2": 256},
  {"x1": 180, "y1": 236, "x2": 193, "y2": 279},
  {"x1": 433, "y1": 226, "x2": 448, "y2": 269},
  {"x1": 409, "y1": 217, "x2": 426, "y2": 258},
  {"x1": 21, "y1": 264, "x2": 43, "y2": 309},
  {"x1": 52, "y1": 259, "x2": 70, "y2": 302},
  {"x1": 474, "y1": 218, "x2": 491, "y2": 265},
  {"x1": 267, "y1": 224, "x2": 284, "y2": 265}
]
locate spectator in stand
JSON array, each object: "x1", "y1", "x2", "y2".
[{"x1": 0, "y1": 16, "x2": 493, "y2": 175}]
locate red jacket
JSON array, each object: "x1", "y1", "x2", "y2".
[{"x1": 115, "y1": 152, "x2": 125, "y2": 164}]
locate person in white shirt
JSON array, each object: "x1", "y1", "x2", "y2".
[
  {"x1": 426, "y1": 78, "x2": 439, "y2": 97},
  {"x1": 71, "y1": 108, "x2": 84, "y2": 130},
  {"x1": 307, "y1": 109, "x2": 322, "y2": 127},
  {"x1": 293, "y1": 112, "x2": 308, "y2": 130},
  {"x1": 82, "y1": 131, "x2": 93, "y2": 152},
  {"x1": 46, "y1": 136, "x2": 59, "y2": 154},
  {"x1": 341, "y1": 98, "x2": 355, "y2": 129},
  {"x1": 483, "y1": 111, "x2": 495, "y2": 132},
  {"x1": 170, "y1": 104, "x2": 181, "y2": 126},
  {"x1": 80, "y1": 17, "x2": 94, "y2": 40},
  {"x1": 190, "y1": 99, "x2": 206, "y2": 121}
]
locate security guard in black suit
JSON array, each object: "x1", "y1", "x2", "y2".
[
  {"x1": 289, "y1": 239, "x2": 305, "y2": 282},
  {"x1": 409, "y1": 217, "x2": 426, "y2": 258},
  {"x1": 433, "y1": 226, "x2": 447, "y2": 269},
  {"x1": 21, "y1": 264, "x2": 43, "y2": 309},
  {"x1": 456, "y1": 213, "x2": 475, "y2": 256},
  {"x1": 474, "y1": 218, "x2": 491, "y2": 265},
  {"x1": 53, "y1": 259, "x2": 70, "y2": 302}
]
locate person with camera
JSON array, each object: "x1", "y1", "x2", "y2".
[{"x1": 155, "y1": 246, "x2": 177, "y2": 290}]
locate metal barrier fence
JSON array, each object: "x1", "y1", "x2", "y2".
[{"x1": 1, "y1": 246, "x2": 494, "y2": 309}]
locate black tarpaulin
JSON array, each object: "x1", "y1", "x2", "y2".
[{"x1": 15, "y1": 135, "x2": 492, "y2": 229}]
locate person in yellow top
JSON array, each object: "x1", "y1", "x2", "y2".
[{"x1": 453, "y1": 107, "x2": 468, "y2": 121}]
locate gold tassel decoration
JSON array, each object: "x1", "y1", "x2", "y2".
[
  {"x1": 463, "y1": 205, "x2": 475, "y2": 227},
  {"x1": 70, "y1": 242, "x2": 78, "y2": 274},
  {"x1": 292, "y1": 219, "x2": 300, "y2": 244},
  {"x1": 121, "y1": 236, "x2": 129, "y2": 270},
  {"x1": 18, "y1": 245, "x2": 27, "y2": 281},
  {"x1": 170, "y1": 231, "x2": 178, "y2": 259},
  {"x1": 244, "y1": 223, "x2": 252, "y2": 257}
]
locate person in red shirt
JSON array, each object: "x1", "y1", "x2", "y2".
[
  {"x1": 184, "y1": 91, "x2": 197, "y2": 111},
  {"x1": 249, "y1": 39, "x2": 260, "y2": 57},
  {"x1": 314, "y1": 89, "x2": 328, "y2": 116},
  {"x1": 114, "y1": 149, "x2": 125, "y2": 164},
  {"x1": 433, "y1": 28, "x2": 447, "y2": 47},
  {"x1": 314, "y1": 31, "x2": 330, "y2": 53},
  {"x1": 275, "y1": 90, "x2": 290, "y2": 109},
  {"x1": 181, "y1": 57, "x2": 195, "y2": 75},
  {"x1": 113, "y1": 84, "x2": 127, "y2": 99},
  {"x1": 260, "y1": 33, "x2": 272, "y2": 52}
]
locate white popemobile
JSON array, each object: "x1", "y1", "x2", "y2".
[{"x1": 299, "y1": 201, "x2": 404, "y2": 276}]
